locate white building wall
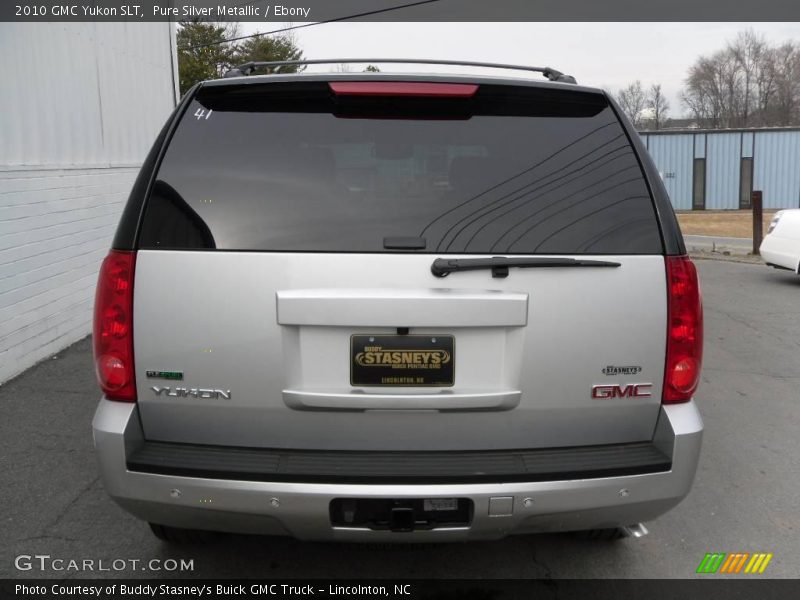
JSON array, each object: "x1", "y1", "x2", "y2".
[{"x1": 0, "y1": 23, "x2": 177, "y2": 383}]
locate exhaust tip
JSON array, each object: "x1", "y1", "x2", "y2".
[{"x1": 620, "y1": 523, "x2": 649, "y2": 538}]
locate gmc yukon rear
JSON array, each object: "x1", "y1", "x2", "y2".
[{"x1": 92, "y1": 61, "x2": 703, "y2": 543}]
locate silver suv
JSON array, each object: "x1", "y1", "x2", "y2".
[{"x1": 92, "y1": 60, "x2": 703, "y2": 544}]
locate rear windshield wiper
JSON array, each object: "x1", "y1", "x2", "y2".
[{"x1": 431, "y1": 256, "x2": 621, "y2": 278}]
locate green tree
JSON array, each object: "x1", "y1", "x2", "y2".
[
  {"x1": 177, "y1": 21, "x2": 238, "y2": 94},
  {"x1": 234, "y1": 33, "x2": 305, "y2": 73}
]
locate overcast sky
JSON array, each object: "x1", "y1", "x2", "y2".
[{"x1": 239, "y1": 22, "x2": 800, "y2": 117}]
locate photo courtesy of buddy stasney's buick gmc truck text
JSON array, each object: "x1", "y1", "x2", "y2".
[
  {"x1": 91, "y1": 59, "x2": 704, "y2": 544},
  {"x1": 17, "y1": 584, "x2": 392, "y2": 598}
]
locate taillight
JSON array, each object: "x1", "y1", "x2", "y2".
[
  {"x1": 767, "y1": 211, "x2": 783, "y2": 234},
  {"x1": 663, "y1": 256, "x2": 703, "y2": 403},
  {"x1": 93, "y1": 250, "x2": 136, "y2": 401}
]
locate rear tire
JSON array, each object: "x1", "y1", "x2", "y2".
[
  {"x1": 148, "y1": 523, "x2": 218, "y2": 544},
  {"x1": 573, "y1": 528, "x2": 628, "y2": 541}
]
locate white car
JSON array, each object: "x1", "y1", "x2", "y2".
[{"x1": 761, "y1": 209, "x2": 800, "y2": 274}]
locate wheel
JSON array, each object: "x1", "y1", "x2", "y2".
[
  {"x1": 573, "y1": 527, "x2": 628, "y2": 541},
  {"x1": 148, "y1": 522, "x2": 218, "y2": 544}
]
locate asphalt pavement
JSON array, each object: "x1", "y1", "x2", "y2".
[{"x1": 2, "y1": 260, "x2": 799, "y2": 579}]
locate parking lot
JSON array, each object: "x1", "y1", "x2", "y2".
[{"x1": 2, "y1": 259, "x2": 798, "y2": 579}]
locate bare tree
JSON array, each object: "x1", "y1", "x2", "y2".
[
  {"x1": 728, "y1": 30, "x2": 768, "y2": 126},
  {"x1": 617, "y1": 81, "x2": 647, "y2": 128},
  {"x1": 754, "y1": 46, "x2": 778, "y2": 123},
  {"x1": 770, "y1": 42, "x2": 800, "y2": 125},
  {"x1": 646, "y1": 84, "x2": 670, "y2": 130},
  {"x1": 683, "y1": 49, "x2": 743, "y2": 128},
  {"x1": 681, "y1": 30, "x2": 800, "y2": 128}
]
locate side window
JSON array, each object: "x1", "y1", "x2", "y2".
[
  {"x1": 739, "y1": 157, "x2": 753, "y2": 210},
  {"x1": 692, "y1": 158, "x2": 706, "y2": 210}
]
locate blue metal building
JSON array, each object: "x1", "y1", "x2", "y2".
[{"x1": 640, "y1": 128, "x2": 800, "y2": 210}]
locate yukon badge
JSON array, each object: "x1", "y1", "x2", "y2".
[
  {"x1": 151, "y1": 386, "x2": 231, "y2": 400},
  {"x1": 591, "y1": 383, "x2": 653, "y2": 399}
]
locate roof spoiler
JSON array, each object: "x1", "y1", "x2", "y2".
[{"x1": 223, "y1": 58, "x2": 577, "y2": 84}]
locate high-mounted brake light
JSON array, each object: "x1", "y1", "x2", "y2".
[
  {"x1": 329, "y1": 81, "x2": 479, "y2": 97},
  {"x1": 93, "y1": 250, "x2": 136, "y2": 401},
  {"x1": 663, "y1": 256, "x2": 703, "y2": 403}
]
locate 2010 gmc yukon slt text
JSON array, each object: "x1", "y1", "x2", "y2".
[{"x1": 92, "y1": 60, "x2": 703, "y2": 544}]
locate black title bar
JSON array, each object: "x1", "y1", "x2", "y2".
[
  {"x1": 4, "y1": 579, "x2": 800, "y2": 600},
  {"x1": 3, "y1": 0, "x2": 800, "y2": 22}
]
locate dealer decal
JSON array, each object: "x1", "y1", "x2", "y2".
[
  {"x1": 602, "y1": 365, "x2": 642, "y2": 376},
  {"x1": 355, "y1": 347, "x2": 450, "y2": 368}
]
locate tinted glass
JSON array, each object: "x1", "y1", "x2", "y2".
[{"x1": 139, "y1": 82, "x2": 662, "y2": 254}]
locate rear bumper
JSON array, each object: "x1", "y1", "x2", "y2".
[
  {"x1": 760, "y1": 235, "x2": 799, "y2": 272},
  {"x1": 92, "y1": 400, "x2": 703, "y2": 541}
]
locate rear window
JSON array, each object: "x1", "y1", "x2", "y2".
[{"x1": 138, "y1": 81, "x2": 662, "y2": 254}]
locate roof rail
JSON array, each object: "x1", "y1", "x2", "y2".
[{"x1": 223, "y1": 58, "x2": 577, "y2": 84}]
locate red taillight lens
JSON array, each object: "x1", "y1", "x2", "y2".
[
  {"x1": 663, "y1": 256, "x2": 703, "y2": 403},
  {"x1": 93, "y1": 250, "x2": 136, "y2": 401}
]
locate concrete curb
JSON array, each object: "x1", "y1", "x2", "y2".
[{"x1": 688, "y1": 250, "x2": 764, "y2": 265}]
